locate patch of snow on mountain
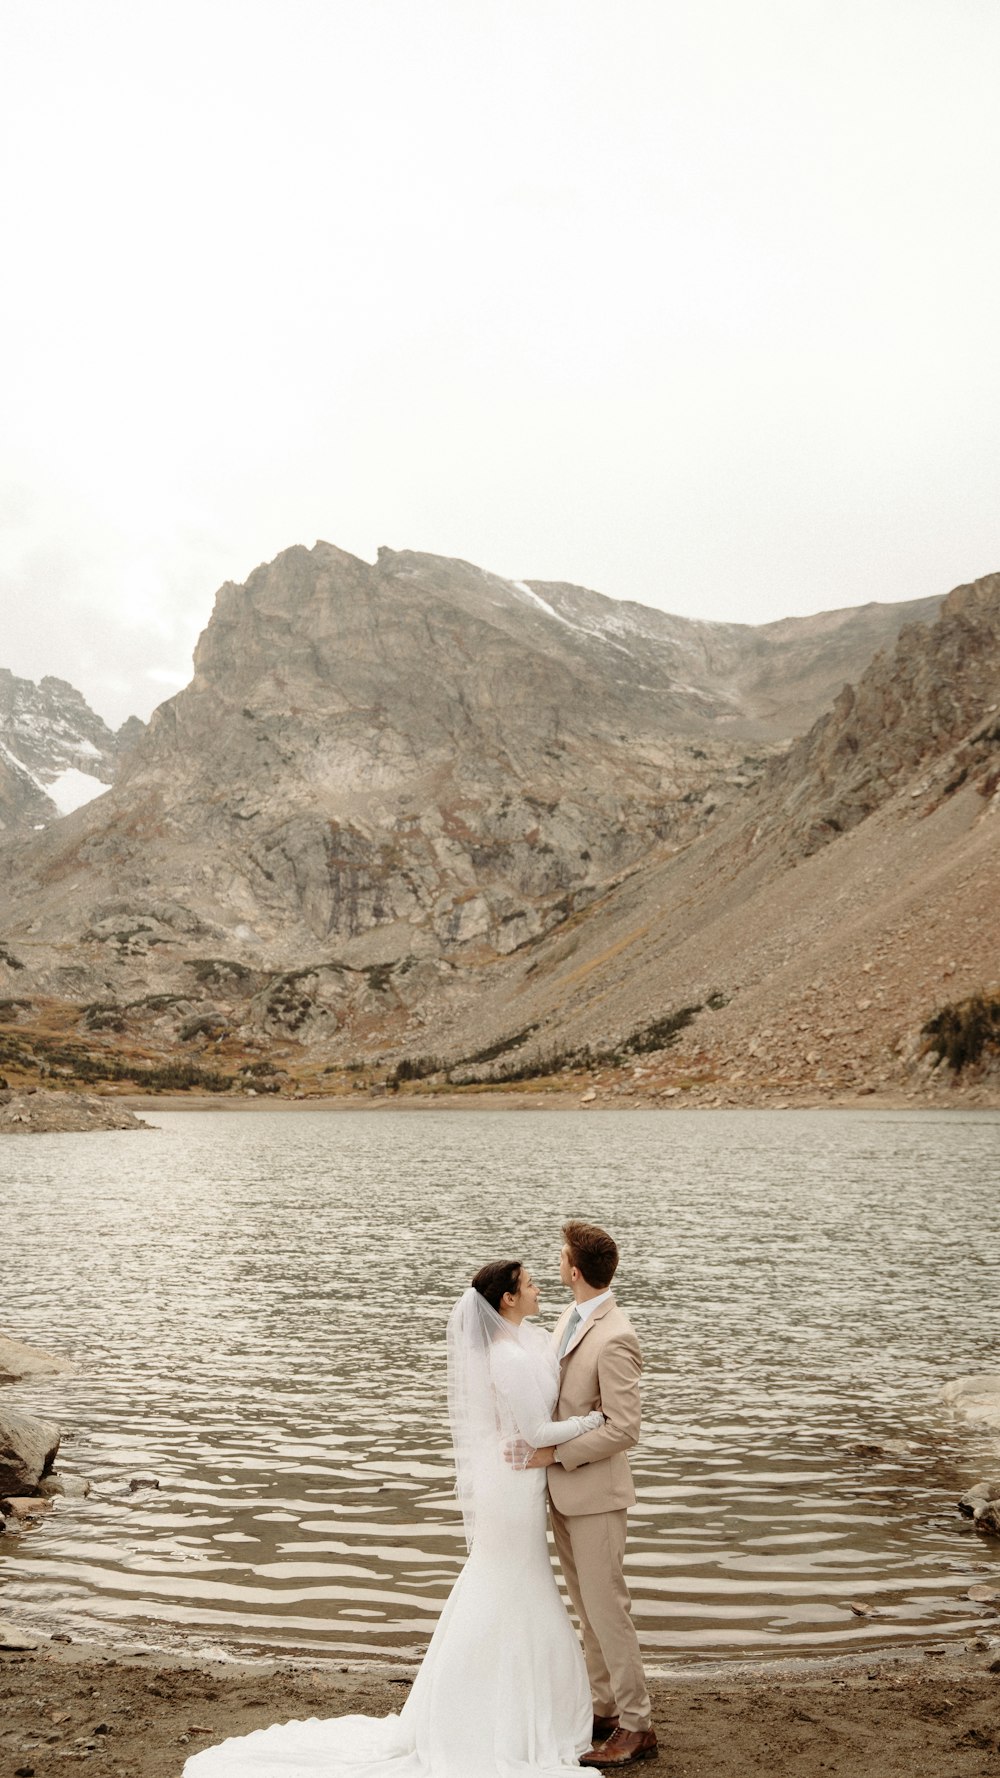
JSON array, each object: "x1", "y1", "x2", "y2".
[
  {"x1": 509, "y1": 583, "x2": 632, "y2": 655},
  {"x1": 510, "y1": 581, "x2": 576, "y2": 628},
  {"x1": 45, "y1": 768, "x2": 108, "y2": 816}
]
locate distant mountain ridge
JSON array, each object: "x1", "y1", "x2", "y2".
[
  {"x1": 0, "y1": 669, "x2": 142, "y2": 834},
  {"x1": 413, "y1": 569, "x2": 998, "y2": 1106},
  {"x1": 517, "y1": 573, "x2": 944, "y2": 740},
  {"x1": 1, "y1": 542, "x2": 991, "y2": 1107}
]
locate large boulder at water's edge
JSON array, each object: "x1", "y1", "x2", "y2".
[
  {"x1": 0, "y1": 1407, "x2": 60, "y2": 1495},
  {"x1": 0, "y1": 1332, "x2": 75, "y2": 1385}
]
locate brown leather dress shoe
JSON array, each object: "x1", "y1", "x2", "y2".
[
  {"x1": 592, "y1": 1714, "x2": 620, "y2": 1744},
  {"x1": 580, "y1": 1726, "x2": 659, "y2": 1766}
]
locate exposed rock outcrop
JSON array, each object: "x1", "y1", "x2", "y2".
[
  {"x1": 0, "y1": 1090, "x2": 149, "y2": 1133},
  {"x1": 762, "y1": 572, "x2": 1000, "y2": 856}
]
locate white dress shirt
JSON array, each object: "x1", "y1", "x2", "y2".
[{"x1": 573, "y1": 1287, "x2": 614, "y2": 1326}]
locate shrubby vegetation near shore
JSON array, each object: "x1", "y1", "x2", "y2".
[
  {"x1": 922, "y1": 992, "x2": 1000, "y2": 1074},
  {"x1": 387, "y1": 996, "x2": 729, "y2": 1088},
  {"x1": 0, "y1": 1026, "x2": 235, "y2": 1092}
]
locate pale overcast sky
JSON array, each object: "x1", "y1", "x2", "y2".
[{"x1": 2, "y1": 0, "x2": 999, "y2": 726}]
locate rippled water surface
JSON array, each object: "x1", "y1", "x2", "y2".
[{"x1": 2, "y1": 1107, "x2": 999, "y2": 1668}]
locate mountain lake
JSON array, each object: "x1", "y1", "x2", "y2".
[{"x1": 2, "y1": 1107, "x2": 999, "y2": 1671}]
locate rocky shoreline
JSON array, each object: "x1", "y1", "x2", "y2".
[
  {"x1": 110, "y1": 1082, "x2": 1000, "y2": 1115},
  {"x1": 0, "y1": 1636, "x2": 998, "y2": 1778}
]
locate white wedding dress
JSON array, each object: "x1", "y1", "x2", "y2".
[{"x1": 183, "y1": 1299, "x2": 597, "y2": 1778}]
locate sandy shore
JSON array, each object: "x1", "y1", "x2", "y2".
[
  {"x1": 1, "y1": 1637, "x2": 999, "y2": 1778},
  {"x1": 114, "y1": 1087, "x2": 973, "y2": 1114},
  {"x1": 117, "y1": 1088, "x2": 591, "y2": 1113}
]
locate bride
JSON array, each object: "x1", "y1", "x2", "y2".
[{"x1": 183, "y1": 1259, "x2": 605, "y2": 1778}]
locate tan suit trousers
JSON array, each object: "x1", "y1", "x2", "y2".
[{"x1": 549, "y1": 1499, "x2": 652, "y2": 1732}]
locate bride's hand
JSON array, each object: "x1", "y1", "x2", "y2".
[
  {"x1": 580, "y1": 1410, "x2": 605, "y2": 1432},
  {"x1": 501, "y1": 1436, "x2": 534, "y2": 1470},
  {"x1": 523, "y1": 1444, "x2": 556, "y2": 1469}
]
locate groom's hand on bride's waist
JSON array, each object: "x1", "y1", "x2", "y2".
[{"x1": 523, "y1": 1444, "x2": 556, "y2": 1469}]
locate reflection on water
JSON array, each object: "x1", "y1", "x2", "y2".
[{"x1": 2, "y1": 1108, "x2": 999, "y2": 1666}]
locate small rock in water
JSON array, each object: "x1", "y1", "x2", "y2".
[
  {"x1": 0, "y1": 1334, "x2": 74, "y2": 1386},
  {"x1": 128, "y1": 1474, "x2": 160, "y2": 1492},
  {"x1": 958, "y1": 1479, "x2": 1000, "y2": 1519},
  {"x1": 968, "y1": 1584, "x2": 1000, "y2": 1604},
  {"x1": 847, "y1": 1601, "x2": 883, "y2": 1618},
  {"x1": 0, "y1": 1496, "x2": 54, "y2": 1519},
  {"x1": 41, "y1": 1473, "x2": 91, "y2": 1499},
  {"x1": 0, "y1": 1620, "x2": 40, "y2": 1650}
]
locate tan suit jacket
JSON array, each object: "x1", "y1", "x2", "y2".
[{"x1": 547, "y1": 1296, "x2": 640, "y2": 1516}]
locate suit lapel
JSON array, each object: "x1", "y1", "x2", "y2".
[{"x1": 561, "y1": 1294, "x2": 615, "y2": 1361}]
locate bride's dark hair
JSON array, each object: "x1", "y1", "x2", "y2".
[{"x1": 471, "y1": 1259, "x2": 522, "y2": 1313}]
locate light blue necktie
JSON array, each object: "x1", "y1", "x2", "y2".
[{"x1": 558, "y1": 1306, "x2": 581, "y2": 1358}]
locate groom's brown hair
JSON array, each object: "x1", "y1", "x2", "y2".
[{"x1": 562, "y1": 1220, "x2": 619, "y2": 1289}]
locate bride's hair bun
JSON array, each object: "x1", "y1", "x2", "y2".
[{"x1": 471, "y1": 1259, "x2": 522, "y2": 1312}]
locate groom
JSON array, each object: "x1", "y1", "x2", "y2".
[{"x1": 525, "y1": 1220, "x2": 656, "y2": 1767}]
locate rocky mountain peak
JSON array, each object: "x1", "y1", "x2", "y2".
[
  {"x1": 941, "y1": 568, "x2": 1000, "y2": 619},
  {"x1": 0, "y1": 668, "x2": 142, "y2": 835},
  {"x1": 0, "y1": 543, "x2": 980, "y2": 1098},
  {"x1": 761, "y1": 570, "x2": 1000, "y2": 855}
]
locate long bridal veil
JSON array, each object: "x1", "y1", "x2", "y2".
[{"x1": 447, "y1": 1284, "x2": 559, "y2": 1549}]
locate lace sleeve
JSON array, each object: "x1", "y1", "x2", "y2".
[{"x1": 490, "y1": 1343, "x2": 591, "y2": 1447}]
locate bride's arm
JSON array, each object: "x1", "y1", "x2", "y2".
[{"x1": 491, "y1": 1345, "x2": 602, "y2": 1448}]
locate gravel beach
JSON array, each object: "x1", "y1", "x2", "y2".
[{"x1": 2, "y1": 1638, "x2": 999, "y2": 1778}]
